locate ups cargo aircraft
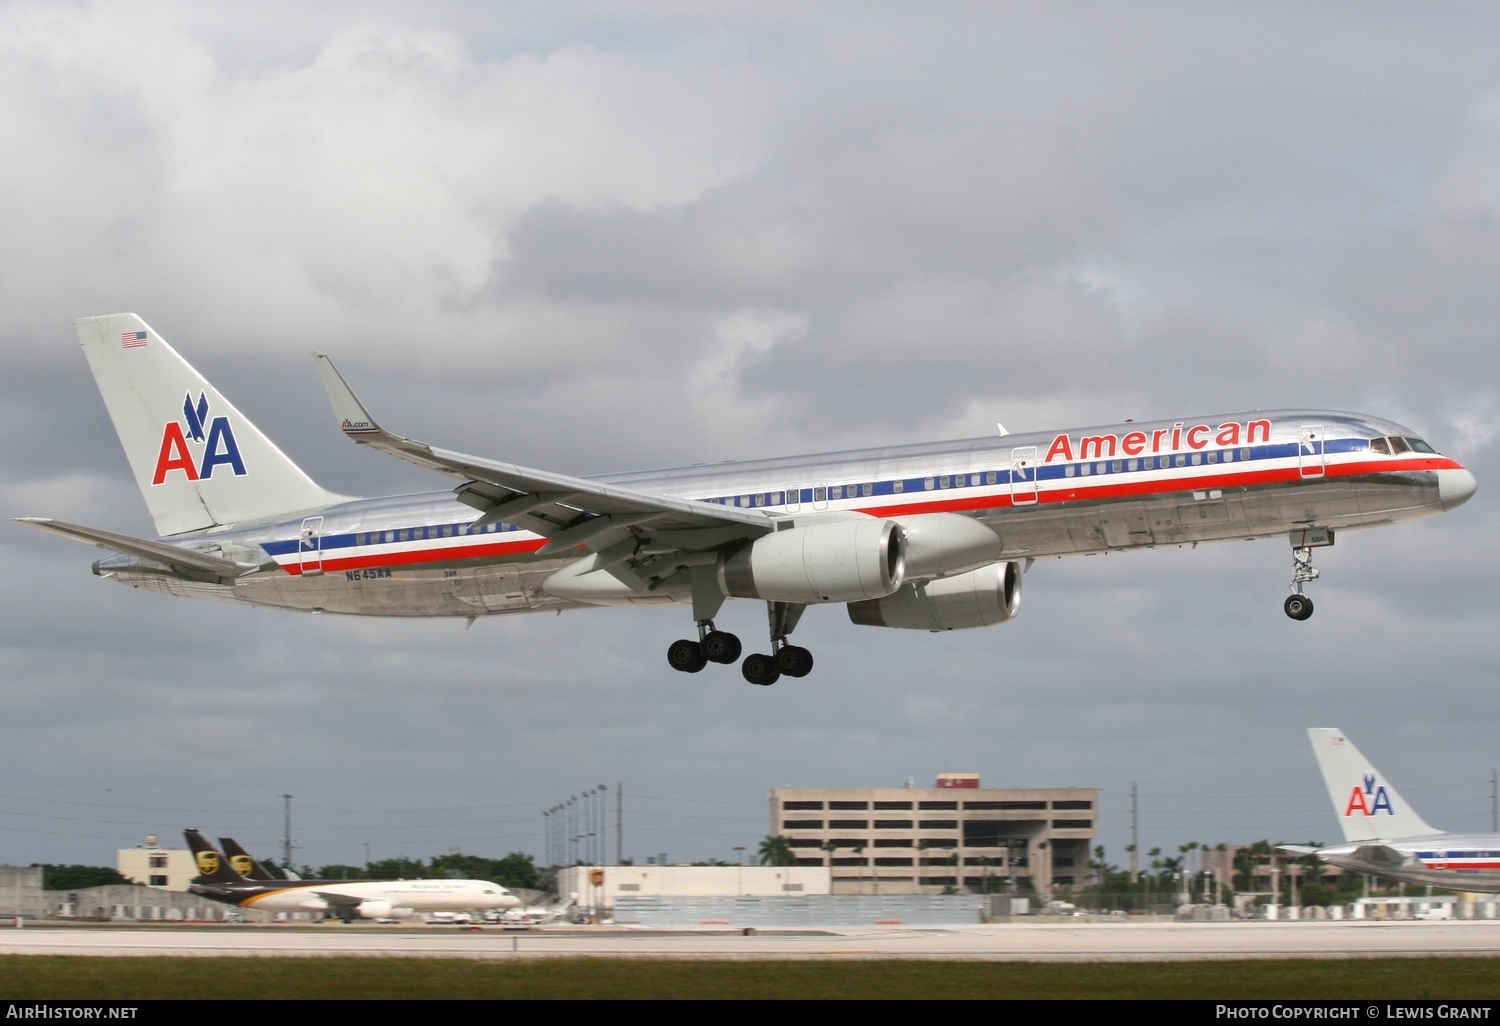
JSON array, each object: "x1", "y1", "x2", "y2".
[
  {"x1": 219, "y1": 836, "x2": 286, "y2": 882},
  {"x1": 183, "y1": 829, "x2": 520, "y2": 921},
  {"x1": 1282, "y1": 729, "x2": 1500, "y2": 894},
  {"x1": 17, "y1": 314, "x2": 1477, "y2": 685}
]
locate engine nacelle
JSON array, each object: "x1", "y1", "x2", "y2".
[
  {"x1": 355, "y1": 898, "x2": 394, "y2": 919},
  {"x1": 718, "y1": 519, "x2": 906, "y2": 604},
  {"x1": 893, "y1": 512, "x2": 1003, "y2": 579},
  {"x1": 847, "y1": 561, "x2": 1022, "y2": 630}
]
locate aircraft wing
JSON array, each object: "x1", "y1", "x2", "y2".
[
  {"x1": 12, "y1": 518, "x2": 256, "y2": 580},
  {"x1": 1277, "y1": 844, "x2": 1321, "y2": 855},
  {"x1": 310, "y1": 890, "x2": 363, "y2": 909},
  {"x1": 313, "y1": 354, "x2": 776, "y2": 557},
  {"x1": 1349, "y1": 843, "x2": 1422, "y2": 870}
]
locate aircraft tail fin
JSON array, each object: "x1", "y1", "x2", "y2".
[
  {"x1": 1307, "y1": 728, "x2": 1440, "y2": 843},
  {"x1": 184, "y1": 828, "x2": 250, "y2": 885},
  {"x1": 74, "y1": 314, "x2": 345, "y2": 537},
  {"x1": 218, "y1": 837, "x2": 277, "y2": 882}
]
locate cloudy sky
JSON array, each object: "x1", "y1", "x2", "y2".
[{"x1": 2, "y1": 1, "x2": 1498, "y2": 875}]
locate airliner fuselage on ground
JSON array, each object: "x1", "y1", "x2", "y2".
[
  {"x1": 19, "y1": 314, "x2": 1477, "y2": 684},
  {"x1": 1285, "y1": 729, "x2": 1500, "y2": 894},
  {"x1": 184, "y1": 829, "x2": 519, "y2": 921}
]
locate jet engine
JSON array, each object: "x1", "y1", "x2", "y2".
[
  {"x1": 355, "y1": 898, "x2": 394, "y2": 919},
  {"x1": 892, "y1": 512, "x2": 1003, "y2": 579},
  {"x1": 846, "y1": 561, "x2": 1022, "y2": 630},
  {"x1": 718, "y1": 519, "x2": 906, "y2": 604}
]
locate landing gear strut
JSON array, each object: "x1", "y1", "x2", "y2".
[
  {"x1": 1284, "y1": 527, "x2": 1332, "y2": 621},
  {"x1": 741, "y1": 601, "x2": 812, "y2": 686}
]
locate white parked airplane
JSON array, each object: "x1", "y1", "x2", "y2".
[
  {"x1": 17, "y1": 314, "x2": 1477, "y2": 684},
  {"x1": 1284, "y1": 729, "x2": 1500, "y2": 893},
  {"x1": 184, "y1": 829, "x2": 520, "y2": 921}
]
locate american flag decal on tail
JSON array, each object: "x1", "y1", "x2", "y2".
[{"x1": 120, "y1": 331, "x2": 148, "y2": 348}]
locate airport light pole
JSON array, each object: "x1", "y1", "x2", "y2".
[{"x1": 279, "y1": 792, "x2": 295, "y2": 871}]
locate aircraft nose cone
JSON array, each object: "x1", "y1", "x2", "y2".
[{"x1": 1439, "y1": 467, "x2": 1477, "y2": 511}]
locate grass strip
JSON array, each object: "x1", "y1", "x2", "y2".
[{"x1": 1, "y1": 955, "x2": 1498, "y2": 1000}]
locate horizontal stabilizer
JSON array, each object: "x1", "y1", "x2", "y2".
[
  {"x1": 13, "y1": 518, "x2": 253, "y2": 579},
  {"x1": 1277, "y1": 844, "x2": 1320, "y2": 855}
]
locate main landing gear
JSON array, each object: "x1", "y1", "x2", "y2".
[
  {"x1": 666, "y1": 602, "x2": 814, "y2": 686},
  {"x1": 667, "y1": 621, "x2": 741, "y2": 674},
  {"x1": 1283, "y1": 526, "x2": 1332, "y2": 621}
]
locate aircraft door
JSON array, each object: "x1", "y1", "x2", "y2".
[
  {"x1": 1009, "y1": 447, "x2": 1038, "y2": 506},
  {"x1": 299, "y1": 516, "x2": 324, "y2": 576},
  {"x1": 1299, "y1": 425, "x2": 1325, "y2": 479}
]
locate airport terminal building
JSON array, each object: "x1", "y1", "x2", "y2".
[{"x1": 770, "y1": 774, "x2": 1096, "y2": 896}]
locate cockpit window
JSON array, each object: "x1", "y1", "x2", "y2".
[
  {"x1": 1405, "y1": 437, "x2": 1436, "y2": 454},
  {"x1": 1369, "y1": 437, "x2": 1390, "y2": 455},
  {"x1": 1389, "y1": 436, "x2": 1411, "y2": 455}
]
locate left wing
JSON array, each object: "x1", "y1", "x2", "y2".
[
  {"x1": 311, "y1": 890, "x2": 364, "y2": 909},
  {"x1": 312, "y1": 354, "x2": 776, "y2": 567}
]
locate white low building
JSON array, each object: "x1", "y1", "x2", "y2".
[
  {"x1": 555, "y1": 864, "x2": 830, "y2": 905},
  {"x1": 117, "y1": 835, "x2": 197, "y2": 892}
]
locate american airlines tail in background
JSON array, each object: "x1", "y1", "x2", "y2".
[
  {"x1": 1283, "y1": 729, "x2": 1500, "y2": 893},
  {"x1": 16, "y1": 313, "x2": 1478, "y2": 685}
]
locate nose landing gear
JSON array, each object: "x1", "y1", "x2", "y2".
[
  {"x1": 1284, "y1": 592, "x2": 1314, "y2": 621},
  {"x1": 1284, "y1": 527, "x2": 1332, "y2": 621}
]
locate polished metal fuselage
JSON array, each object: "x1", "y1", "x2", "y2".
[{"x1": 95, "y1": 409, "x2": 1461, "y2": 618}]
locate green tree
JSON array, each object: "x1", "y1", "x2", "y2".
[
  {"x1": 36, "y1": 865, "x2": 130, "y2": 891},
  {"x1": 365, "y1": 856, "x2": 429, "y2": 879},
  {"x1": 758, "y1": 835, "x2": 794, "y2": 867},
  {"x1": 430, "y1": 852, "x2": 543, "y2": 890}
]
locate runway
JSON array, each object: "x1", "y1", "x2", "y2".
[{"x1": 2, "y1": 920, "x2": 1498, "y2": 961}]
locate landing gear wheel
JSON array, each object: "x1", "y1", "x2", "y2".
[
  {"x1": 702, "y1": 630, "x2": 742, "y2": 665},
  {"x1": 741, "y1": 653, "x2": 781, "y2": 686},
  {"x1": 667, "y1": 638, "x2": 708, "y2": 673},
  {"x1": 1284, "y1": 594, "x2": 1314, "y2": 621},
  {"x1": 776, "y1": 645, "x2": 814, "y2": 678}
]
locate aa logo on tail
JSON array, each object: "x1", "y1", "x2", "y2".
[
  {"x1": 195, "y1": 850, "x2": 220, "y2": 875},
  {"x1": 152, "y1": 391, "x2": 247, "y2": 485},
  {"x1": 1344, "y1": 773, "x2": 1394, "y2": 817}
]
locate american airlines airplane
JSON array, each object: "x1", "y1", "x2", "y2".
[
  {"x1": 1284, "y1": 729, "x2": 1500, "y2": 894},
  {"x1": 17, "y1": 314, "x2": 1476, "y2": 685},
  {"x1": 184, "y1": 829, "x2": 520, "y2": 921}
]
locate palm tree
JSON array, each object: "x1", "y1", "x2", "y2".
[{"x1": 758, "y1": 835, "x2": 794, "y2": 867}]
